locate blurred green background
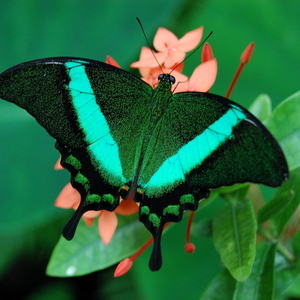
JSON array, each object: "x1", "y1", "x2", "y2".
[{"x1": 0, "y1": 0, "x2": 299, "y2": 299}]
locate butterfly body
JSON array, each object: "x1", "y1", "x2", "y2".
[{"x1": 0, "y1": 57, "x2": 288, "y2": 271}]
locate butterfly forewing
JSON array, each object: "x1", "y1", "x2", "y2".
[
  {"x1": 0, "y1": 58, "x2": 153, "y2": 184},
  {"x1": 82, "y1": 62, "x2": 153, "y2": 181},
  {"x1": 0, "y1": 60, "x2": 86, "y2": 148},
  {"x1": 140, "y1": 91, "x2": 288, "y2": 198}
]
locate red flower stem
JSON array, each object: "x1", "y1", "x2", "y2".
[
  {"x1": 129, "y1": 223, "x2": 171, "y2": 261},
  {"x1": 225, "y1": 43, "x2": 255, "y2": 99},
  {"x1": 186, "y1": 211, "x2": 195, "y2": 244},
  {"x1": 130, "y1": 237, "x2": 154, "y2": 261},
  {"x1": 225, "y1": 63, "x2": 245, "y2": 99}
]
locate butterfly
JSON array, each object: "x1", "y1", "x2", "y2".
[{"x1": 0, "y1": 57, "x2": 288, "y2": 271}]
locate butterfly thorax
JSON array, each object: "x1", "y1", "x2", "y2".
[
  {"x1": 149, "y1": 74, "x2": 174, "y2": 123},
  {"x1": 138, "y1": 74, "x2": 174, "y2": 167}
]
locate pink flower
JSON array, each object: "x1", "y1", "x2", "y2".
[
  {"x1": 174, "y1": 58, "x2": 217, "y2": 93},
  {"x1": 131, "y1": 26, "x2": 217, "y2": 93},
  {"x1": 105, "y1": 55, "x2": 121, "y2": 68},
  {"x1": 54, "y1": 159, "x2": 138, "y2": 245},
  {"x1": 131, "y1": 26, "x2": 203, "y2": 69}
]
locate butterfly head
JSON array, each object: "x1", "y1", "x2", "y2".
[{"x1": 158, "y1": 73, "x2": 175, "y2": 85}]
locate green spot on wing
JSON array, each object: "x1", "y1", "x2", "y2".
[
  {"x1": 180, "y1": 194, "x2": 195, "y2": 205},
  {"x1": 84, "y1": 194, "x2": 118, "y2": 206},
  {"x1": 75, "y1": 173, "x2": 90, "y2": 191},
  {"x1": 141, "y1": 206, "x2": 150, "y2": 215},
  {"x1": 85, "y1": 194, "x2": 101, "y2": 205},
  {"x1": 102, "y1": 194, "x2": 117, "y2": 205},
  {"x1": 65, "y1": 155, "x2": 82, "y2": 170},
  {"x1": 163, "y1": 205, "x2": 180, "y2": 216},
  {"x1": 149, "y1": 213, "x2": 161, "y2": 229}
]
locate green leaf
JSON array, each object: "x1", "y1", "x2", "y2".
[
  {"x1": 270, "y1": 168, "x2": 300, "y2": 238},
  {"x1": 46, "y1": 214, "x2": 150, "y2": 277},
  {"x1": 285, "y1": 273, "x2": 300, "y2": 298},
  {"x1": 199, "y1": 268, "x2": 236, "y2": 300},
  {"x1": 221, "y1": 185, "x2": 250, "y2": 206},
  {"x1": 192, "y1": 219, "x2": 213, "y2": 237},
  {"x1": 264, "y1": 91, "x2": 300, "y2": 171},
  {"x1": 233, "y1": 241, "x2": 276, "y2": 300},
  {"x1": 292, "y1": 230, "x2": 300, "y2": 258},
  {"x1": 198, "y1": 189, "x2": 219, "y2": 209},
  {"x1": 257, "y1": 190, "x2": 294, "y2": 226},
  {"x1": 213, "y1": 198, "x2": 256, "y2": 281},
  {"x1": 249, "y1": 94, "x2": 272, "y2": 122},
  {"x1": 274, "y1": 252, "x2": 300, "y2": 300},
  {"x1": 217, "y1": 183, "x2": 250, "y2": 195}
]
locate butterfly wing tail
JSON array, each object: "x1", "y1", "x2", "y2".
[
  {"x1": 63, "y1": 201, "x2": 87, "y2": 240},
  {"x1": 149, "y1": 225, "x2": 163, "y2": 271},
  {"x1": 140, "y1": 189, "x2": 210, "y2": 271}
]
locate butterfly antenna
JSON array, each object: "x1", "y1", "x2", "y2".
[
  {"x1": 136, "y1": 17, "x2": 164, "y2": 74},
  {"x1": 170, "y1": 31, "x2": 213, "y2": 75}
]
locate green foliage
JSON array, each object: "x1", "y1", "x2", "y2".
[
  {"x1": 249, "y1": 94, "x2": 272, "y2": 122},
  {"x1": 264, "y1": 91, "x2": 300, "y2": 172},
  {"x1": 200, "y1": 269, "x2": 236, "y2": 300},
  {"x1": 233, "y1": 241, "x2": 276, "y2": 300},
  {"x1": 200, "y1": 91, "x2": 300, "y2": 299},
  {"x1": 47, "y1": 215, "x2": 150, "y2": 277},
  {"x1": 269, "y1": 169, "x2": 300, "y2": 238},
  {"x1": 213, "y1": 196, "x2": 256, "y2": 282}
]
